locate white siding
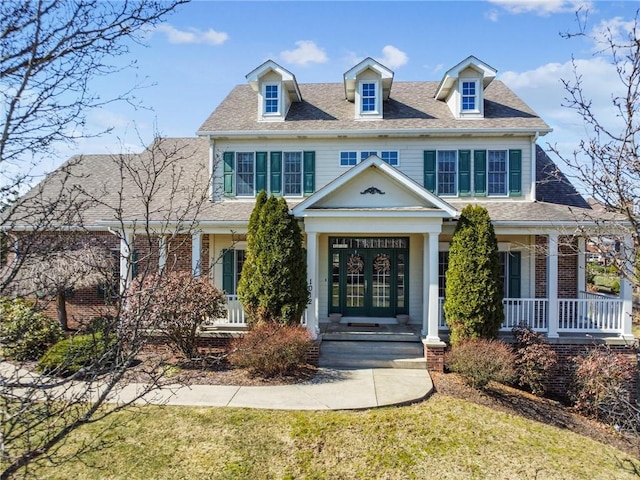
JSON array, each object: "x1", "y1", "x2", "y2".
[{"x1": 213, "y1": 136, "x2": 534, "y2": 202}]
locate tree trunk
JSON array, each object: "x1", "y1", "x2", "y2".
[{"x1": 57, "y1": 291, "x2": 68, "y2": 331}]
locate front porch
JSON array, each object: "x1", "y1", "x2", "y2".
[{"x1": 208, "y1": 291, "x2": 631, "y2": 339}]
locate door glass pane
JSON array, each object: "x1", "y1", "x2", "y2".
[
  {"x1": 346, "y1": 253, "x2": 365, "y2": 308},
  {"x1": 397, "y1": 253, "x2": 405, "y2": 308},
  {"x1": 331, "y1": 253, "x2": 340, "y2": 308},
  {"x1": 372, "y1": 253, "x2": 391, "y2": 308}
]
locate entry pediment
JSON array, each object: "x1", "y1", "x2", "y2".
[{"x1": 292, "y1": 156, "x2": 457, "y2": 218}]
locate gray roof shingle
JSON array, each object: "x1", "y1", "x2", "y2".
[{"x1": 198, "y1": 81, "x2": 551, "y2": 135}]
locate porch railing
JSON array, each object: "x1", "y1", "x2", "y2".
[
  {"x1": 438, "y1": 296, "x2": 623, "y2": 334},
  {"x1": 203, "y1": 295, "x2": 306, "y2": 327}
]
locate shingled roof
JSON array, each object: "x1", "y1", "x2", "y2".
[
  {"x1": 535, "y1": 144, "x2": 591, "y2": 209},
  {"x1": 197, "y1": 81, "x2": 551, "y2": 135}
]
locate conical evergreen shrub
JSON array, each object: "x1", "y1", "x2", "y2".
[{"x1": 444, "y1": 204, "x2": 504, "y2": 346}]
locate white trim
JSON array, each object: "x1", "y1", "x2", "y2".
[
  {"x1": 547, "y1": 233, "x2": 559, "y2": 338},
  {"x1": 192, "y1": 232, "x2": 202, "y2": 277},
  {"x1": 293, "y1": 155, "x2": 457, "y2": 218}
]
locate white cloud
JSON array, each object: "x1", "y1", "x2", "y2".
[
  {"x1": 589, "y1": 16, "x2": 637, "y2": 50},
  {"x1": 376, "y1": 45, "x2": 408, "y2": 69},
  {"x1": 501, "y1": 57, "x2": 624, "y2": 156},
  {"x1": 154, "y1": 24, "x2": 228, "y2": 45},
  {"x1": 488, "y1": 0, "x2": 592, "y2": 16},
  {"x1": 280, "y1": 41, "x2": 328, "y2": 66},
  {"x1": 485, "y1": 9, "x2": 500, "y2": 22}
]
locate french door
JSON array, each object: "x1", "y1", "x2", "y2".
[{"x1": 329, "y1": 237, "x2": 408, "y2": 318}]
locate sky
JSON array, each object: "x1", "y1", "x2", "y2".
[{"x1": 43, "y1": 0, "x2": 639, "y2": 187}]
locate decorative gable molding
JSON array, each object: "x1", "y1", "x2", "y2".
[
  {"x1": 435, "y1": 56, "x2": 497, "y2": 119},
  {"x1": 245, "y1": 60, "x2": 302, "y2": 122},
  {"x1": 343, "y1": 57, "x2": 394, "y2": 121}
]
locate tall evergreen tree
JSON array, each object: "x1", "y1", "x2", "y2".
[
  {"x1": 444, "y1": 204, "x2": 504, "y2": 346},
  {"x1": 238, "y1": 194, "x2": 309, "y2": 325}
]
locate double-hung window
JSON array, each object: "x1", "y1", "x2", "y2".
[
  {"x1": 437, "y1": 151, "x2": 457, "y2": 195},
  {"x1": 236, "y1": 153, "x2": 255, "y2": 196},
  {"x1": 461, "y1": 81, "x2": 477, "y2": 111},
  {"x1": 488, "y1": 150, "x2": 507, "y2": 196},
  {"x1": 264, "y1": 84, "x2": 279, "y2": 114},
  {"x1": 283, "y1": 152, "x2": 302, "y2": 196},
  {"x1": 361, "y1": 82, "x2": 376, "y2": 113}
]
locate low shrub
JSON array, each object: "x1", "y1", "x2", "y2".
[
  {"x1": 512, "y1": 325, "x2": 557, "y2": 396},
  {"x1": 444, "y1": 338, "x2": 516, "y2": 389},
  {"x1": 228, "y1": 323, "x2": 312, "y2": 377},
  {"x1": 0, "y1": 297, "x2": 65, "y2": 361},
  {"x1": 572, "y1": 346, "x2": 639, "y2": 431},
  {"x1": 38, "y1": 333, "x2": 115, "y2": 376}
]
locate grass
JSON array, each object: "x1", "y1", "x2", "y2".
[{"x1": 31, "y1": 394, "x2": 639, "y2": 480}]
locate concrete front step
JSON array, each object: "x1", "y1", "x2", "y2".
[{"x1": 319, "y1": 340, "x2": 427, "y2": 370}]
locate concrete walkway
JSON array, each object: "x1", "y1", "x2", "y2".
[{"x1": 120, "y1": 367, "x2": 433, "y2": 410}]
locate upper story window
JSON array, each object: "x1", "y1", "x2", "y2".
[
  {"x1": 264, "y1": 83, "x2": 280, "y2": 115},
  {"x1": 236, "y1": 152, "x2": 255, "y2": 196},
  {"x1": 361, "y1": 82, "x2": 377, "y2": 113},
  {"x1": 381, "y1": 151, "x2": 399, "y2": 166},
  {"x1": 223, "y1": 150, "x2": 315, "y2": 198},
  {"x1": 461, "y1": 80, "x2": 478, "y2": 112},
  {"x1": 283, "y1": 152, "x2": 302, "y2": 196},
  {"x1": 340, "y1": 151, "x2": 399, "y2": 167},
  {"x1": 488, "y1": 150, "x2": 507, "y2": 196},
  {"x1": 340, "y1": 151, "x2": 358, "y2": 167},
  {"x1": 437, "y1": 150, "x2": 457, "y2": 196}
]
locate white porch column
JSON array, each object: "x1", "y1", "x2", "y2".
[
  {"x1": 305, "y1": 232, "x2": 319, "y2": 339},
  {"x1": 620, "y1": 234, "x2": 634, "y2": 340},
  {"x1": 423, "y1": 232, "x2": 442, "y2": 343},
  {"x1": 119, "y1": 230, "x2": 133, "y2": 294},
  {"x1": 159, "y1": 236, "x2": 167, "y2": 273},
  {"x1": 192, "y1": 232, "x2": 202, "y2": 277},
  {"x1": 577, "y1": 237, "x2": 586, "y2": 295},
  {"x1": 547, "y1": 234, "x2": 559, "y2": 338}
]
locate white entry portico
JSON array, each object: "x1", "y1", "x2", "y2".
[{"x1": 291, "y1": 155, "x2": 457, "y2": 341}]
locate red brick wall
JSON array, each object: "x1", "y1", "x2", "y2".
[
  {"x1": 424, "y1": 344, "x2": 446, "y2": 372},
  {"x1": 535, "y1": 236, "x2": 547, "y2": 298},
  {"x1": 545, "y1": 343, "x2": 637, "y2": 401},
  {"x1": 558, "y1": 236, "x2": 578, "y2": 298}
]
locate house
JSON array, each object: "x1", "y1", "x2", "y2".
[{"x1": 4, "y1": 56, "x2": 635, "y2": 390}]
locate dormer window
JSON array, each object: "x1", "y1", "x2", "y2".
[
  {"x1": 246, "y1": 60, "x2": 302, "y2": 122},
  {"x1": 264, "y1": 83, "x2": 280, "y2": 115},
  {"x1": 361, "y1": 82, "x2": 377, "y2": 113},
  {"x1": 344, "y1": 58, "x2": 393, "y2": 121},
  {"x1": 461, "y1": 81, "x2": 478, "y2": 111}
]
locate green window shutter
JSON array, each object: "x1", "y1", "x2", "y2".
[
  {"x1": 256, "y1": 151, "x2": 267, "y2": 193},
  {"x1": 223, "y1": 152, "x2": 234, "y2": 196},
  {"x1": 222, "y1": 249, "x2": 235, "y2": 294},
  {"x1": 474, "y1": 150, "x2": 486, "y2": 196},
  {"x1": 303, "y1": 151, "x2": 315, "y2": 195},
  {"x1": 509, "y1": 149, "x2": 522, "y2": 196},
  {"x1": 508, "y1": 251, "x2": 521, "y2": 298},
  {"x1": 458, "y1": 150, "x2": 471, "y2": 196},
  {"x1": 131, "y1": 249, "x2": 138, "y2": 278},
  {"x1": 270, "y1": 152, "x2": 282, "y2": 196},
  {"x1": 423, "y1": 150, "x2": 436, "y2": 193}
]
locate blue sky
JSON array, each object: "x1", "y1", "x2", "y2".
[{"x1": 49, "y1": 0, "x2": 638, "y2": 182}]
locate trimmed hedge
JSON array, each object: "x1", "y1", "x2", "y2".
[{"x1": 38, "y1": 333, "x2": 115, "y2": 376}]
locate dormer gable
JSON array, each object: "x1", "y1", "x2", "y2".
[
  {"x1": 343, "y1": 58, "x2": 394, "y2": 121},
  {"x1": 245, "y1": 60, "x2": 302, "y2": 122},
  {"x1": 434, "y1": 56, "x2": 497, "y2": 119}
]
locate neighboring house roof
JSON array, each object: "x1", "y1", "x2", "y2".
[{"x1": 197, "y1": 81, "x2": 551, "y2": 136}]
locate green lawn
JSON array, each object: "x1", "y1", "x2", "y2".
[{"x1": 31, "y1": 394, "x2": 639, "y2": 480}]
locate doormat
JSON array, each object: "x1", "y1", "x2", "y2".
[{"x1": 347, "y1": 323, "x2": 379, "y2": 328}]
